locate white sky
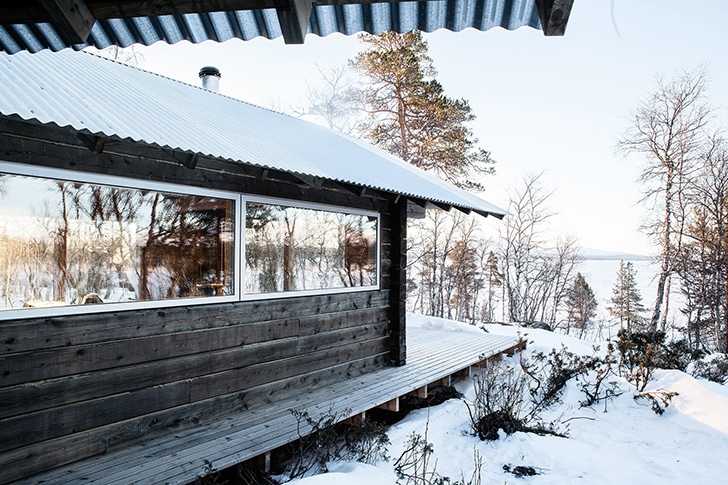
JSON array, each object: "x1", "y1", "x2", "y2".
[{"x1": 125, "y1": 0, "x2": 728, "y2": 256}]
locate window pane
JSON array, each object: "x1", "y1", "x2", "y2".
[
  {"x1": 0, "y1": 172, "x2": 235, "y2": 311},
  {"x1": 245, "y1": 201, "x2": 377, "y2": 294}
]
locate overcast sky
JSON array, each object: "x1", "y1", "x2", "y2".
[{"x1": 123, "y1": 0, "x2": 728, "y2": 255}]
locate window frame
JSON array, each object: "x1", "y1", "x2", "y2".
[
  {"x1": 0, "y1": 161, "x2": 381, "y2": 320},
  {"x1": 241, "y1": 195, "x2": 381, "y2": 301},
  {"x1": 0, "y1": 161, "x2": 240, "y2": 320}
]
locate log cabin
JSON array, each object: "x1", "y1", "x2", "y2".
[
  {"x1": 0, "y1": 45, "x2": 513, "y2": 483},
  {"x1": 0, "y1": 1, "x2": 573, "y2": 483}
]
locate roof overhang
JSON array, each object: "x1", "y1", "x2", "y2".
[
  {"x1": 0, "y1": 0, "x2": 573, "y2": 53},
  {"x1": 0, "y1": 49, "x2": 508, "y2": 219}
]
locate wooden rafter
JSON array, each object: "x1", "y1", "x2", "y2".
[
  {"x1": 2, "y1": 1, "x2": 575, "y2": 47},
  {"x1": 535, "y1": 0, "x2": 574, "y2": 36},
  {"x1": 275, "y1": 0, "x2": 313, "y2": 44},
  {"x1": 38, "y1": 0, "x2": 96, "y2": 44},
  {"x1": 76, "y1": 133, "x2": 105, "y2": 154}
]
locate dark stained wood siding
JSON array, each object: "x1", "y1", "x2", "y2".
[{"x1": 0, "y1": 119, "x2": 402, "y2": 482}]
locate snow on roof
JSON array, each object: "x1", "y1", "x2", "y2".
[{"x1": 0, "y1": 49, "x2": 506, "y2": 218}]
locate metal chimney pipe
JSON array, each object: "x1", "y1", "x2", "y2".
[{"x1": 199, "y1": 66, "x2": 221, "y2": 92}]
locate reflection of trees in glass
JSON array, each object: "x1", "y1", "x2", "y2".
[
  {"x1": 283, "y1": 210, "x2": 296, "y2": 291},
  {"x1": 53, "y1": 183, "x2": 143, "y2": 303},
  {"x1": 301, "y1": 211, "x2": 340, "y2": 289},
  {"x1": 54, "y1": 181, "x2": 70, "y2": 300},
  {"x1": 140, "y1": 194, "x2": 233, "y2": 299},
  {"x1": 0, "y1": 229, "x2": 18, "y2": 308},
  {"x1": 339, "y1": 214, "x2": 376, "y2": 287},
  {"x1": 246, "y1": 203, "x2": 283, "y2": 292},
  {"x1": 245, "y1": 202, "x2": 377, "y2": 294},
  {"x1": 0, "y1": 172, "x2": 234, "y2": 311}
]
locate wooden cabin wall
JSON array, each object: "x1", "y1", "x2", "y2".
[{"x1": 0, "y1": 121, "x2": 404, "y2": 482}]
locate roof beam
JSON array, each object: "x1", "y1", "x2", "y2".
[
  {"x1": 77, "y1": 133, "x2": 105, "y2": 153},
  {"x1": 162, "y1": 149, "x2": 200, "y2": 169},
  {"x1": 275, "y1": 0, "x2": 313, "y2": 44},
  {"x1": 535, "y1": 0, "x2": 573, "y2": 36},
  {"x1": 426, "y1": 201, "x2": 453, "y2": 212},
  {"x1": 293, "y1": 173, "x2": 323, "y2": 189},
  {"x1": 38, "y1": 0, "x2": 96, "y2": 44}
]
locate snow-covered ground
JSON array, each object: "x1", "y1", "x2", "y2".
[{"x1": 287, "y1": 314, "x2": 728, "y2": 484}]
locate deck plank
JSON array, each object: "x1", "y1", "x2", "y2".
[{"x1": 18, "y1": 325, "x2": 519, "y2": 485}]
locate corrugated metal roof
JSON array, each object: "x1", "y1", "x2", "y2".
[
  {"x1": 0, "y1": 0, "x2": 542, "y2": 55},
  {"x1": 0, "y1": 49, "x2": 506, "y2": 217}
]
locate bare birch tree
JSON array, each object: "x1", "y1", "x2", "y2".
[
  {"x1": 292, "y1": 64, "x2": 364, "y2": 135},
  {"x1": 619, "y1": 68, "x2": 711, "y2": 331},
  {"x1": 499, "y1": 174, "x2": 553, "y2": 323},
  {"x1": 678, "y1": 134, "x2": 728, "y2": 351},
  {"x1": 497, "y1": 175, "x2": 582, "y2": 326}
]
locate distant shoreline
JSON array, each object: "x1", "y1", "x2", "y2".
[{"x1": 582, "y1": 254, "x2": 654, "y2": 262}]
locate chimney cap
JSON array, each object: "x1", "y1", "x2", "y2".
[{"x1": 199, "y1": 66, "x2": 221, "y2": 78}]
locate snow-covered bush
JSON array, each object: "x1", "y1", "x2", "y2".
[
  {"x1": 466, "y1": 346, "x2": 600, "y2": 440},
  {"x1": 393, "y1": 422, "x2": 483, "y2": 485},
  {"x1": 616, "y1": 329, "x2": 705, "y2": 391},
  {"x1": 282, "y1": 408, "x2": 390, "y2": 481},
  {"x1": 690, "y1": 354, "x2": 728, "y2": 384}
]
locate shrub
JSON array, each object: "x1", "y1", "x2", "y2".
[
  {"x1": 617, "y1": 330, "x2": 706, "y2": 391},
  {"x1": 690, "y1": 354, "x2": 728, "y2": 384},
  {"x1": 283, "y1": 407, "x2": 390, "y2": 480},
  {"x1": 617, "y1": 329, "x2": 668, "y2": 391},
  {"x1": 466, "y1": 346, "x2": 596, "y2": 441},
  {"x1": 662, "y1": 339, "x2": 705, "y2": 371},
  {"x1": 525, "y1": 346, "x2": 601, "y2": 410},
  {"x1": 634, "y1": 389, "x2": 679, "y2": 415},
  {"x1": 466, "y1": 358, "x2": 530, "y2": 440},
  {"x1": 577, "y1": 343, "x2": 623, "y2": 410},
  {"x1": 393, "y1": 420, "x2": 483, "y2": 485}
]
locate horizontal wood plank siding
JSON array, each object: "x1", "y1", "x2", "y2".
[
  {"x1": 13, "y1": 328, "x2": 519, "y2": 485},
  {"x1": 0, "y1": 122, "x2": 399, "y2": 482},
  {"x1": 1, "y1": 297, "x2": 392, "y2": 479}
]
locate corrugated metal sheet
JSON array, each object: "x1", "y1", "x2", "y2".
[
  {"x1": 0, "y1": 49, "x2": 506, "y2": 217},
  {"x1": 0, "y1": 0, "x2": 541, "y2": 54}
]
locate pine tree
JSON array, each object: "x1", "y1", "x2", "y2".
[
  {"x1": 483, "y1": 251, "x2": 502, "y2": 322},
  {"x1": 607, "y1": 260, "x2": 646, "y2": 332},
  {"x1": 352, "y1": 31, "x2": 495, "y2": 190},
  {"x1": 565, "y1": 272, "x2": 597, "y2": 338}
]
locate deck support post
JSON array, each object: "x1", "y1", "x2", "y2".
[
  {"x1": 376, "y1": 397, "x2": 400, "y2": 413},
  {"x1": 408, "y1": 385, "x2": 428, "y2": 399},
  {"x1": 344, "y1": 411, "x2": 367, "y2": 427},
  {"x1": 389, "y1": 199, "x2": 407, "y2": 366}
]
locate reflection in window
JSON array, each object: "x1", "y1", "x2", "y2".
[
  {"x1": 245, "y1": 201, "x2": 377, "y2": 294},
  {"x1": 0, "y1": 173, "x2": 235, "y2": 311}
]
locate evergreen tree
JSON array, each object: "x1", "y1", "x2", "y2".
[
  {"x1": 607, "y1": 260, "x2": 647, "y2": 332},
  {"x1": 565, "y1": 272, "x2": 597, "y2": 338},
  {"x1": 352, "y1": 31, "x2": 495, "y2": 190},
  {"x1": 483, "y1": 251, "x2": 502, "y2": 322}
]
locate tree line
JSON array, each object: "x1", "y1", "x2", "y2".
[{"x1": 297, "y1": 31, "x2": 726, "y2": 352}]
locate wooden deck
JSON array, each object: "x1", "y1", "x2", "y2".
[{"x1": 17, "y1": 326, "x2": 519, "y2": 485}]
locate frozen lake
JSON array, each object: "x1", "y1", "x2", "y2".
[{"x1": 579, "y1": 256, "x2": 687, "y2": 332}]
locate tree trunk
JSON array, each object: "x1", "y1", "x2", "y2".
[{"x1": 651, "y1": 170, "x2": 674, "y2": 330}]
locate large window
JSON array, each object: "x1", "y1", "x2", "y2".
[
  {"x1": 245, "y1": 200, "x2": 378, "y2": 294},
  {"x1": 0, "y1": 170, "x2": 235, "y2": 313},
  {"x1": 0, "y1": 165, "x2": 379, "y2": 317}
]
